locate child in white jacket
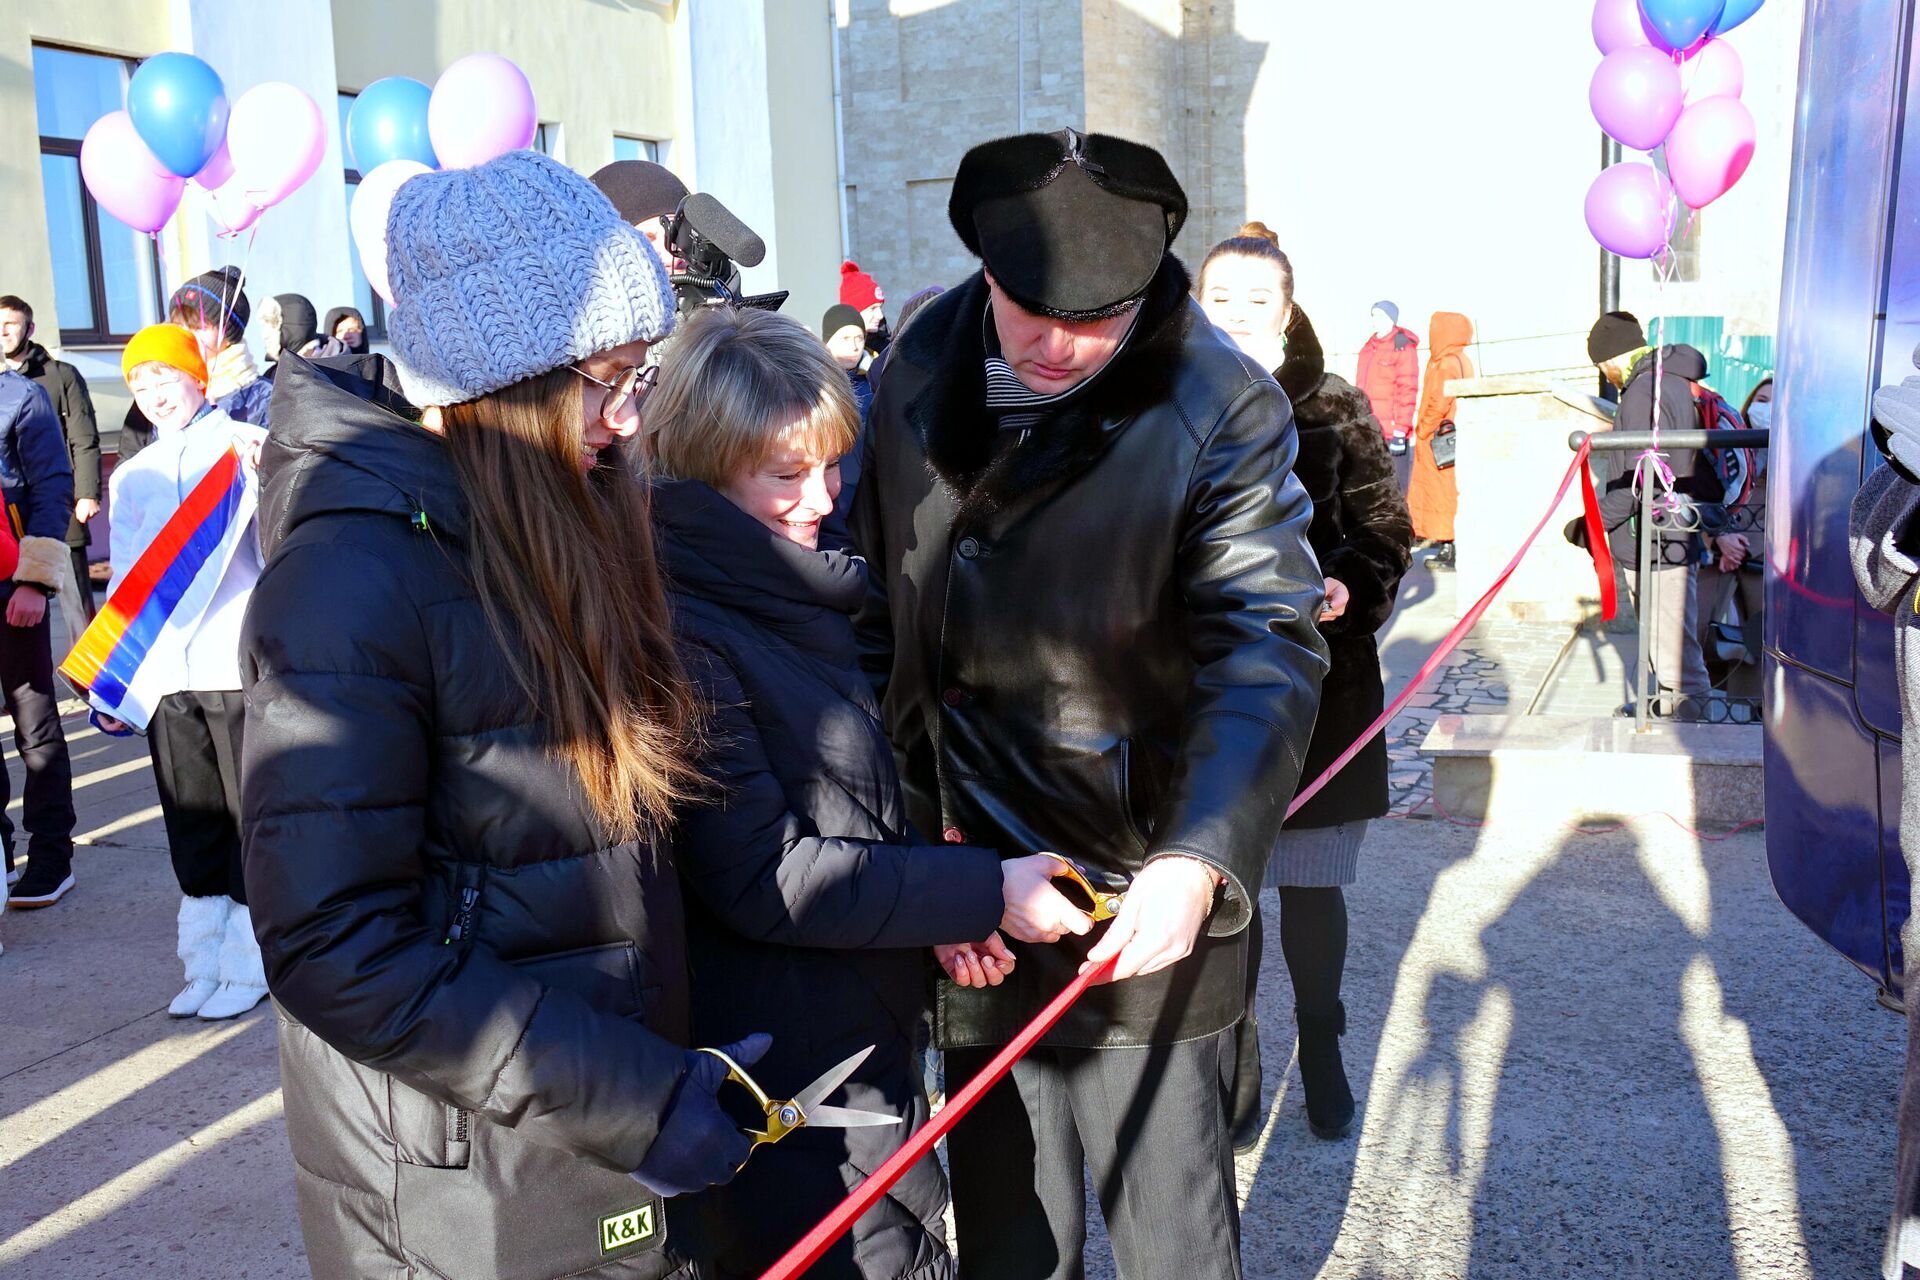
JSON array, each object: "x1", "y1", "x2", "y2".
[{"x1": 104, "y1": 324, "x2": 267, "y2": 1020}]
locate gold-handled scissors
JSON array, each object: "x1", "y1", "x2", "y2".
[
  {"x1": 695, "y1": 1044, "x2": 900, "y2": 1167},
  {"x1": 1039, "y1": 852, "x2": 1129, "y2": 922}
]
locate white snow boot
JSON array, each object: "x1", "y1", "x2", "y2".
[
  {"x1": 197, "y1": 901, "x2": 267, "y2": 1020},
  {"x1": 169, "y1": 895, "x2": 230, "y2": 1017}
]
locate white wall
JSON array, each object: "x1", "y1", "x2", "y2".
[{"x1": 176, "y1": 0, "x2": 354, "y2": 344}]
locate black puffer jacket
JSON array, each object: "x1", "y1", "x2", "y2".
[
  {"x1": 1273, "y1": 307, "x2": 1414, "y2": 829},
  {"x1": 851, "y1": 258, "x2": 1329, "y2": 1050},
  {"x1": 655, "y1": 477, "x2": 1002, "y2": 1280},
  {"x1": 241, "y1": 354, "x2": 695, "y2": 1280}
]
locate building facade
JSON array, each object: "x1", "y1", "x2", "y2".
[
  {"x1": 3, "y1": 0, "x2": 845, "y2": 436},
  {"x1": 837, "y1": 0, "x2": 1806, "y2": 378}
]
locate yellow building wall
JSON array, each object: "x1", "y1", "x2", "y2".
[
  {"x1": 329, "y1": 0, "x2": 681, "y2": 176},
  {"x1": 0, "y1": 1, "x2": 173, "y2": 344}
]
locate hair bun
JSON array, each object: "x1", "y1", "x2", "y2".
[{"x1": 1236, "y1": 220, "x2": 1279, "y2": 247}]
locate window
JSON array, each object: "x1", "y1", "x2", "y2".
[
  {"x1": 533, "y1": 122, "x2": 561, "y2": 158},
  {"x1": 34, "y1": 45, "x2": 164, "y2": 345},
  {"x1": 613, "y1": 136, "x2": 661, "y2": 164},
  {"x1": 338, "y1": 91, "x2": 388, "y2": 340}
]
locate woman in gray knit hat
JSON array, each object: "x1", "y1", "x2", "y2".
[{"x1": 238, "y1": 150, "x2": 758, "y2": 1280}]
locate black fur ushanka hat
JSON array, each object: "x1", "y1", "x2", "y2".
[{"x1": 948, "y1": 128, "x2": 1188, "y2": 321}]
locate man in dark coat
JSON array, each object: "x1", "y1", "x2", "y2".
[
  {"x1": 850, "y1": 127, "x2": 1328, "y2": 1278},
  {"x1": 1, "y1": 296, "x2": 100, "y2": 619},
  {"x1": 1585, "y1": 312, "x2": 1724, "y2": 713},
  {"x1": 0, "y1": 370, "x2": 76, "y2": 904}
]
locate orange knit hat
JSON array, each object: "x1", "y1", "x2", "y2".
[{"x1": 121, "y1": 323, "x2": 208, "y2": 389}]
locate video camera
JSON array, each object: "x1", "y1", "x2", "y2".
[{"x1": 661, "y1": 193, "x2": 787, "y2": 316}]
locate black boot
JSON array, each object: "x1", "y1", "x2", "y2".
[{"x1": 1296, "y1": 1003, "x2": 1355, "y2": 1140}]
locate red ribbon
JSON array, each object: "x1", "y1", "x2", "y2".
[
  {"x1": 759, "y1": 956, "x2": 1118, "y2": 1280},
  {"x1": 760, "y1": 441, "x2": 1612, "y2": 1278},
  {"x1": 1287, "y1": 440, "x2": 1608, "y2": 819}
]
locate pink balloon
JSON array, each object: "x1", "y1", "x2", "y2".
[
  {"x1": 350, "y1": 159, "x2": 432, "y2": 303},
  {"x1": 203, "y1": 181, "x2": 264, "y2": 236},
  {"x1": 428, "y1": 54, "x2": 537, "y2": 168},
  {"x1": 1594, "y1": 0, "x2": 1654, "y2": 53},
  {"x1": 1664, "y1": 96, "x2": 1756, "y2": 208},
  {"x1": 79, "y1": 110, "x2": 184, "y2": 234},
  {"x1": 192, "y1": 139, "x2": 234, "y2": 190},
  {"x1": 1591, "y1": 47, "x2": 1685, "y2": 151},
  {"x1": 1586, "y1": 162, "x2": 1676, "y2": 259},
  {"x1": 227, "y1": 82, "x2": 326, "y2": 208},
  {"x1": 1684, "y1": 38, "x2": 1744, "y2": 103}
]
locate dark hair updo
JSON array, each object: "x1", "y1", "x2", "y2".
[{"x1": 1197, "y1": 220, "x2": 1295, "y2": 309}]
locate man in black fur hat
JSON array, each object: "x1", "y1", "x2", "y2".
[{"x1": 850, "y1": 128, "x2": 1328, "y2": 1277}]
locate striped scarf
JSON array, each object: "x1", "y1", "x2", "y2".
[{"x1": 983, "y1": 301, "x2": 1141, "y2": 434}]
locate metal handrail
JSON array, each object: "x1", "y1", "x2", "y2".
[{"x1": 1570, "y1": 426, "x2": 1771, "y2": 730}]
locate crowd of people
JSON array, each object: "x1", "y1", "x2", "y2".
[{"x1": 0, "y1": 119, "x2": 1769, "y2": 1280}]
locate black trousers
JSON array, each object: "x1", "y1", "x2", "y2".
[
  {"x1": 147, "y1": 690, "x2": 246, "y2": 902},
  {"x1": 0, "y1": 609, "x2": 74, "y2": 864},
  {"x1": 946, "y1": 1030, "x2": 1242, "y2": 1280}
]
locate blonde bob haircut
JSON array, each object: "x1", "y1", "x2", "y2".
[{"x1": 648, "y1": 305, "x2": 859, "y2": 485}]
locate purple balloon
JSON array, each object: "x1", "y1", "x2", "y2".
[
  {"x1": 192, "y1": 138, "x2": 234, "y2": 190},
  {"x1": 1594, "y1": 0, "x2": 1653, "y2": 54},
  {"x1": 79, "y1": 110, "x2": 185, "y2": 234},
  {"x1": 428, "y1": 54, "x2": 537, "y2": 169},
  {"x1": 1665, "y1": 97, "x2": 1756, "y2": 208},
  {"x1": 1586, "y1": 162, "x2": 1676, "y2": 259},
  {"x1": 1591, "y1": 47, "x2": 1685, "y2": 151}
]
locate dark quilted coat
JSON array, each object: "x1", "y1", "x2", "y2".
[
  {"x1": 1273, "y1": 307, "x2": 1414, "y2": 829},
  {"x1": 241, "y1": 354, "x2": 696, "y2": 1280},
  {"x1": 654, "y1": 477, "x2": 1003, "y2": 1280}
]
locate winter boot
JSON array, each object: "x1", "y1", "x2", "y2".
[
  {"x1": 1296, "y1": 1003, "x2": 1356, "y2": 1140},
  {"x1": 197, "y1": 901, "x2": 267, "y2": 1020},
  {"x1": 169, "y1": 895, "x2": 230, "y2": 1017}
]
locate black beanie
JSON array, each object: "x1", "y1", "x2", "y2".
[
  {"x1": 590, "y1": 160, "x2": 689, "y2": 225},
  {"x1": 1588, "y1": 311, "x2": 1645, "y2": 365},
  {"x1": 822, "y1": 303, "x2": 865, "y2": 341},
  {"x1": 169, "y1": 266, "x2": 250, "y2": 344}
]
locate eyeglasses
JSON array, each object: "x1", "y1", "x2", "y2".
[{"x1": 570, "y1": 362, "x2": 656, "y2": 421}]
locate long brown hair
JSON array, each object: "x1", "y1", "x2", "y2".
[{"x1": 440, "y1": 368, "x2": 703, "y2": 842}]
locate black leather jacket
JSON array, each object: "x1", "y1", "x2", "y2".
[
  {"x1": 242, "y1": 355, "x2": 693, "y2": 1280},
  {"x1": 851, "y1": 259, "x2": 1329, "y2": 1049}
]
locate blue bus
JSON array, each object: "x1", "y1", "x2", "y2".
[{"x1": 1767, "y1": 0, "x2": 1920, "y2": 997}]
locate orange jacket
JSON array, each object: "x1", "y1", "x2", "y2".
[{"x1": 1407, "y1": 312, "x2": 1475, "y2": 541}]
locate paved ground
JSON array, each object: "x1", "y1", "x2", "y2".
[{"x1": 0, "y1": 566, "x2": 1902, "y2": 1279}]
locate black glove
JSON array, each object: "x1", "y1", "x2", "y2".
[{"x1": 631, "y1": 1033, "x2": 771, "y2": 1197}]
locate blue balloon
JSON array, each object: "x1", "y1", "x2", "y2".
[
  {"x1": 1638, "y1": 0, "x2": 1728, "y2": 51},
  {"x1": 1711, "y1": 0, "x2": 1764, "y2": 35},
  {"x1": 126, "y1": 53, "x2": 229, "y2": 179},
  {"x1": 347, "y1": 77, "x2": 438, "y2": 172}
]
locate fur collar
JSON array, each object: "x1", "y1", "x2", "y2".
[
  {"x1": 893, "y1": 254, "x2": 1195, "y2": 527},
  {"x1": 1275, "y1": 305, "x2": 1326, "y2": 405}
]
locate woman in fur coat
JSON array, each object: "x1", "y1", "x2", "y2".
[{"x1": 1196, "y1": 225, "x2": 1414, "y2": 1145}]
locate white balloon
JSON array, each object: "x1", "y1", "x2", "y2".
[{"x1": 350, "y1": 160, "x2": 432, "y2": 304}]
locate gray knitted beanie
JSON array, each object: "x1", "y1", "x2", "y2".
[{"x1": 384, "y1": 150, "x2": 676, "y2": 407}]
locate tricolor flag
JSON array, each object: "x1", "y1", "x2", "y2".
[{"x1": 60, "y1": 446, "x2": 255, "y2": 731}]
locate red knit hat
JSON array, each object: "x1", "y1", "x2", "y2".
[{"x1": 839, "y1": 260, "x2": 884, "y2": 311}]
